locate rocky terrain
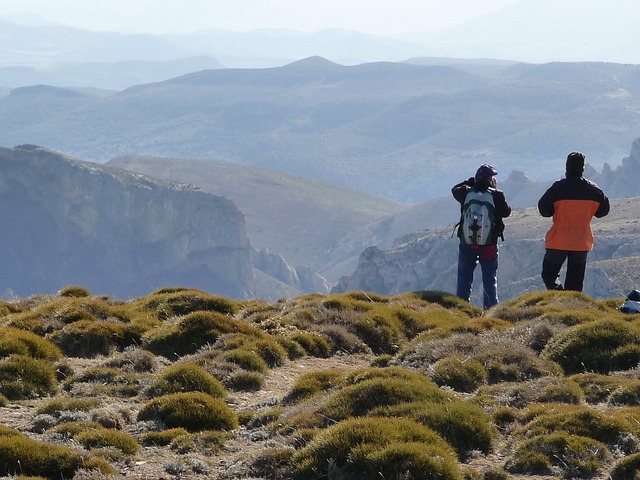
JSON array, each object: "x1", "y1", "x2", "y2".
[
  {"x1": 1, "y1": 287, "x2": 639, "y2": 480},
  {"x1": 333, "y1": 197, "x2": 640, "y2": 303}
]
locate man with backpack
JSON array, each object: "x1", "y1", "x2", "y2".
[
  {"x1": 538, "y1": 151, "x2": 610, "y2": 291},
  {"x1": 452, "y1": 164, "x2": 511, "y2": 309}
]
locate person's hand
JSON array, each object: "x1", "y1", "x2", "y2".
[{"x1": 490, "y1": 177, "x2": 497, "y2": 188}]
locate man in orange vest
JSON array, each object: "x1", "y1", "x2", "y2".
[{"x1": 538, "y1": 151, "x2": 610, "y2": 291}]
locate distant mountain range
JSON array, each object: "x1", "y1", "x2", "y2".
[
  {"x1": 2, "y1": 0, "x2": 640, "y2": 71},
  {"x1": 1, "y1": 57, "x2": 639, "y2": 203}
]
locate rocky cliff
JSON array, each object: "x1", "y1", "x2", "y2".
[
  {"x1": 333, "y1": 199, "x2": 640, "y2": 304},
  {"x1": 0, "y1": 145, "x2": 256, "y2": 299}
]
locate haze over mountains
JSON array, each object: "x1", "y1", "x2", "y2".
[
  {"x1": 1, "y1": 57, "x2": 639, "y2": 203},
  {"x1": 2, "y1": 0, "x2": 640, "y2": 69}
]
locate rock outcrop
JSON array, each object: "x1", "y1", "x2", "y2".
[
  {"x1": 333, "y1": 200, "x2": 640, "y2": 304},
  {"x1": 0, "y1": 145, "x2": 255, "y2": 299}
]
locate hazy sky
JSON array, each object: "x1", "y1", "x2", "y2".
[{"x1": 0, "y1": 0, "x2": 522, "y2": 35}]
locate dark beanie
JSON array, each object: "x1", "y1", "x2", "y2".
[{"x1": 566, "y1": 151, "x2": 585, "y2": 175}]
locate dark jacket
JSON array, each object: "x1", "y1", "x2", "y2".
[
  {"x1": 538, "y1": 173, "x2": 609, "y2": 251},
  {"x1": 452, "y1": 177, "x2": 511, "y2": 244}
]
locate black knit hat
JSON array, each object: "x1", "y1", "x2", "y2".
[{"x1": 566, "y1": 151, "x2": 585, "y2": 175}]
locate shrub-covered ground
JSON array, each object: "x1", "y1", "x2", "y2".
[{"x1": 1, "y1": 286, "x2": 640, "y2": 479}]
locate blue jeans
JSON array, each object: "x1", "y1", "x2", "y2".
[{"x1": 456, "y1": 243, "x2": 499, "y2": 310}]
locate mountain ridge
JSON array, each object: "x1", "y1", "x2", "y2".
[{"x1": 2, "y1": 57, "x2": 639, "y2": 203}]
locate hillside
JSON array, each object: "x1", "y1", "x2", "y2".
[
  {"x1": 1, "y1": 58, "x2": 640, "y2": 202},
  {"x1": 1, "y1": 287, "x2": 640, "y2": 479},
  {"x1": 0, "y1": 145, "x2": 339, "y2": 300},
  {"x1": 108, "y1": 155, "x2": 405, "y2": 280},
  {"x1": 0, "y1": 56, "x2": 224, "y2": 91}
]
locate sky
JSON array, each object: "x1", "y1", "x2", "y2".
[
  {"x1": 1, "y1": 0, "x2": 639, "y2": 64},
  {"x1": 0, "y1": 0, "x2": 522, "y2": 35}
]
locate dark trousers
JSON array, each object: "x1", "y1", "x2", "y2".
[
  {"x1": 541, "y1": 249, "x2": 588, "y2": 292},
  {"x1": 456, "y1": 243, "x2": 499, "y2": 310}
]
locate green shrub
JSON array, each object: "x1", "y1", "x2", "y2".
[
  {"x1": 321, "y1": 293, "x2": 380, "y2": 312},
  {"x1": 281, "y1": 368, "x2": 445, "y2": 431},
  {"x1": 225, "y1": 371, "x2": 265, "y2": 391},
  {"x1": 0, "y1": 327, "x2": 62, "y2": 360},
  {"x1": 4, "y1": 297, "x2": 152, "y2": 338},
  {"x1": 411, "y1": 290, "x2": 482, "y2": 316},
  {"x1": 543, "y1": 319, "x2": 640, "y2": 374},
  {"x1": 501, "y1": 290, "x2": 602, "y2": 310},
  {"x1": 75, "y1": 428, "x2": 140, "y2": 454},
  {"x1": 36, "y1": 397, "x2": 101, "y2": 415},
  {"x1": 0, "y1": 434, "x2": 98, "y2": 479},
  {"x1": 137, "y1": 392, "x2": 238, "y2": 432},
  {"x1": 318, "y1": 324, "x2": 370, "y2": 354},
  {"x1": 371, "y1": 354, "x2": 393, "y2": 367},
  {"x1": 611, "y1": 452, "x2": 640, "y2": 480},
  {"x1": 343, "y1": 366, "x2": 431, "y2": 385},
  {"x1": 276, "y1": 337, "x2": 306, "y2": 360},
  {"x1": 284, "y1": 369, "x2": 346, "y2": 404},
  {"x1": 143, "y1": 310, "x2": 258, "y2": 359},
  {"x1": 353, "y1": 441, "x2": 462, "y2": 480},
  {"x1": 223, "y1": 348, "x2": 269, "y2": 373},
  {"x1": 102, "y1": 347, "x2": 157, "y2": 373},
  {"x1": 0, "y1": 354, "x2": 57, "y2": 400},
  {"x1": 244, "y1": 408, "x2": 282, "y2": 429},
  {"x1": 476, "y1": 377, "x2": 584, "y2": 410},
  {"x1": 0, "y1": 424, "x2": 21, "y2": 437},
  {"x1": 478, "y1": 344, "x2": 562, "y2": 383},
  {"x1": 58, "y1": 285, "x2": 92, "y2": 297},
  {"x1": 493, "y1": 407, "x2": 520, "y2": 427},
  {"x1": 134, "y1": 288, "x2": 239, "y2": 319},
  {"x1": 291, "y1": 417, "x2": 461, "y2": 480},
  {"x1": 371, "y1": 400, "x2": 495, "y2": 457},
  {"x1": 520, "y1": 406, "x2": 633, "y2": 446},
  {"x1": 51, "y1": 319, "x2": 142, "y2": 358},
  {"x1": 540, "y1": 309, "x2": 604, "y2": 326},
  {"x1": 250, "y1": 448, "x2": 295, "y2": 479},
  {"x1": 252, "y1": 338, "x2": 288, "y2": 368},
  {"x1": 353, "y1": 309, "x2": 404, "y2": 354},
  {"x1": 0, "y1": 300, "x2": 23, "y2": 317},
  {"x1": 402, "y1": 331, "x2": 561, "y2": 384},
  {"x1": 62, "y1": 366, "x2": 141, "y2": 397},
  {"x1": 535, "y1": 377, "x2": 584, "y2": 404},
  {"x1": 505, "y1": 432, "x2": 611, "y2": 478},
  {"x1": 320, "y1": 376, "x2": 451, "y2": 423},
  {"x1": 142, "y1": 428, "x2": 189, "y2": 446},
  {"x1": 432, "y1": 355, "x2": 488, "y2": 392},
  {"x1": 170, "y1": 434, "x2": 196, "y2": 453},
  {"x1": 147, "y1": 362, "x2": 226, "y2": 398},
  {"x1": 482, "y1": 468, "x2": 509, "y2": 480},
  {"x1": 567, "y1": 372, "x2": 623, "y2": 404},
  {"x1": 289, "y1": 332, "x2": 331, "y2": 358},
  {"x1": 608, "y1": 380, "x2": 640, "y2": 406},
  {"x1": 194, "y1": 430, "x2": 231, "y2": 454},
  {"x1": 53, "y1": 421, "x2": 104, "y2": 439}
]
